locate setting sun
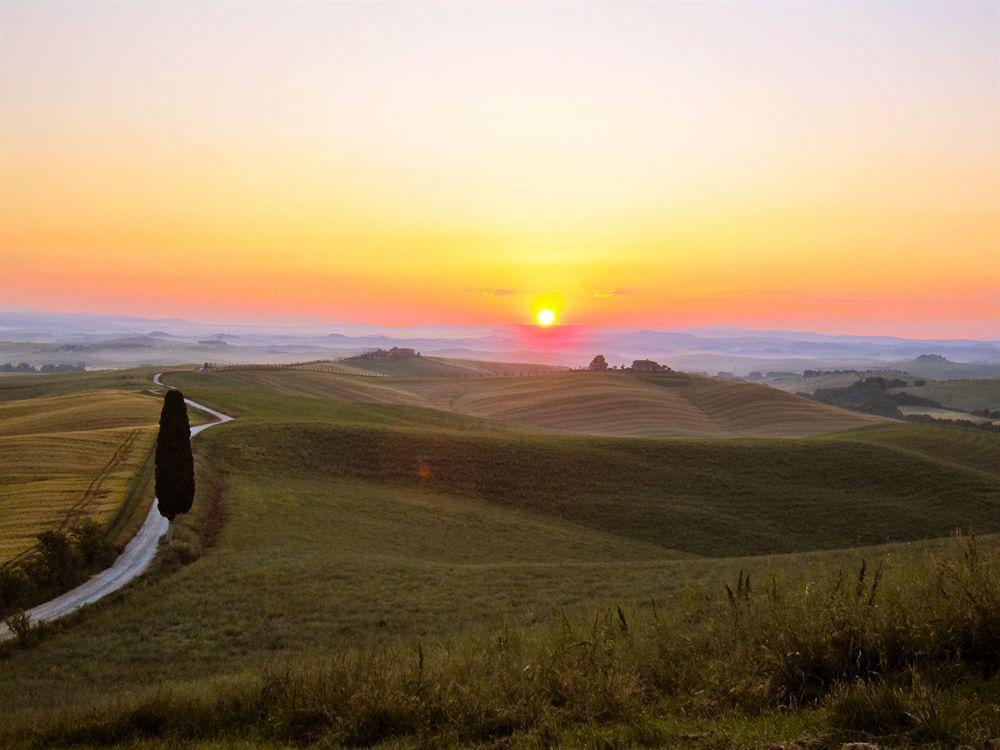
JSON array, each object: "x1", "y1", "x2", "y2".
[{"x1": 535, "y1": 308, "x2": 556, "y2": 327}]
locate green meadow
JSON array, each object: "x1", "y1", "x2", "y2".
[{"x1": 1, "y1": 366, "x2": 997, "y2": 748}]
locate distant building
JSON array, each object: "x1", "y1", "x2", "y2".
[{"x1": 631, "y1": 359, "x2": 671, "y2": 373}]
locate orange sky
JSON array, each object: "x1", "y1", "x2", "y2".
[{"x1": 1, "y1": 2, "x2": 997, "y2": 338}]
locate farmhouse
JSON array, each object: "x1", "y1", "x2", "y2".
[{"x1": 631, "y1": 359, "x2": 671, "y2": 373}]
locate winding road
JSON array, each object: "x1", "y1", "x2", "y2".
[{"x1": 0, "y1": 373, "x2": 231, "y2": 641}]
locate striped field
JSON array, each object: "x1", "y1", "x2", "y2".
[
  {"x1": 179, "y1": 368, "x2": 884, "y2": 438},
  {"x1": 0, "y1": 390, "x2": 162, "y2": 563}
]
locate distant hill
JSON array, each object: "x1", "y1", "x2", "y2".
[
  {"x1": 4, "y1": 308, "x2": 996, "y2": 374},
  {"x1": 332, "y1": 353, "x2": 567, "y2": 378},
  {"x1": 891, "y1": 354, "x2": 999, "y2": 380},
  {"x1": 209, "y1": 368, "x2": 883, "y2": 438}
]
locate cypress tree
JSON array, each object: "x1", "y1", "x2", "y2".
[{"x1": 155, "y1": 389, "x2": 195, "y2": 541}]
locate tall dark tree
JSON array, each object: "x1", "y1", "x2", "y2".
[{"x1": 155, "y1": 389, "x2": 195, "y2": 542}]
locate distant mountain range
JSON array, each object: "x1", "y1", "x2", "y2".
[{"x1": 1, "y1": 307, "x2": 997, "y2": 377}]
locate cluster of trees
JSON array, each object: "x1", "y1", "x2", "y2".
[
  {"x1": 808, "y1": 377, "x2": 926, "y2": 418},
  {"x1": 0, "y1": 362, "x2": 86, "y2": 373},
  {"x1": 0, "y1": 520, "x2": 116, "y2": 618},
  {"x1": 356, "y1": 347, "x2": 419, "y2": 360},
  {"x1": 801, "y1": 369, "x2": 926, "y2": 386}
]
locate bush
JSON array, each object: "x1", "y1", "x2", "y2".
[
  {"x1": 0, "y1": 566, "x2": 30, "y2": 612},
  {"x1": 27, "y1": 530, "x2": 81, "y2": 588},
  {"x1": 0, "y1": 520, "x2": 119, "y2": 619},
  {"x1": 71, "y1": 519, "x2": 116, "y2": 568},
  {"x1": 3, "y1": 609, "x2": 33, "y2": 646}
]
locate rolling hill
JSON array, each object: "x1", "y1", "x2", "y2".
[
  {"x1": 304, "y1": 354, "x2": 568, "y2": 378},
  {"x1": 1, "y1": 371, "x2": 996, "y2": 737},
  {"x1": 889, "y1": 378, "x2": 1000, "y2": 413},
  {"x1": 176, "y1": 368, "x2": 883, "y2": 438},
  {"x1": 0, "y1": 390, "x2": 162, "y2": 437},
  {"x1": 1, "y1": 366, "x2": 997, "y2": 749}
]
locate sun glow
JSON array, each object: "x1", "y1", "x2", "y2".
[
  {"x1": 0, "y1": 3, "x2": 995, "y2": 336},
  {"x1": 535, "y1": 308, "x2": 556, "y2": 327}
]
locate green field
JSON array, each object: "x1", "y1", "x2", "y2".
[
  {"x1": 763, "y1": 372, "x2": 1000, "y2": 417},
  {"x1": 329, "y1": 354, "x2": 567, "y2": 378},
  {"x1": 890, "y1": 378, "x2": 1000, "y2": 413},
  {"x1": 1, "y1": 366, "x2": 998, "y2": 748},
  {"x1": 170, "y1": 368, "x2": 884, "y2": 438}
]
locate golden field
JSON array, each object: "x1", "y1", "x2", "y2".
[{"x1": 0, "y1": 390, "x2": 162, "y2": 562}]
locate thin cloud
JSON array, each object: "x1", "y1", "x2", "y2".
[{"x1": 470, "y1": 288, "x2": 525, "y2": 298}]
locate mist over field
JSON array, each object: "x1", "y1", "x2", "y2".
[{"x1": 4, "y1": 307, "x2": 998, "y2": 376}]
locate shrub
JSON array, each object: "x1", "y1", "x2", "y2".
[
  {"x1": 4, "y1": 609, "x2": 33, "y2": 646},
  {"x1": 0, "y1": 566, "x2": 30, "y2": 613},
  {"x1": 71, "y1": 519, "x2": 117, "y2": 568},
  {"x1": 27, "y1": 530, "x2": 81, "y2": 588}
]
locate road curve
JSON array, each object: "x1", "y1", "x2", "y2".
[{"x1": 0, "y1": 372, "x2": 231, "y2": 641}]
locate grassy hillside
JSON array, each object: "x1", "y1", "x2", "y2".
[
  {"x1": 763, "y1": 371, "x2": 914, "y2": 394},
  {"x1": 890, "y1": 378, "x2": 1000, "y2": 413},
  {"x1": 828, "y1": 422, "x2": 1000, "y2": 477},
  {"x1": 2, "y1": 367, "x2": 997, "y2": 748},
  {"x1": 892, "y1": 354, "x2": 999, "y2": 380},
  {"x1": 0, "y1": 389, "x2": 164, "y2": 562},
  {"x1": 0, "y1": 390, "x2": 161, "y2": 436},
  {"x1": 0, "y1": 400, "x2": 996, "y2": 740},
  {"x1": 331, "y1": 354, "x2": 566, "y2": 378},
  {"x1": 0, "y1": 371, "x2": 1000, "y2": 747},
  {"x1": 0, "y1": 366, "x2": 175, "y2": 402},
  {"x1": 7, "y1": 536, "x2": 997, "y2": 749},
  {"x1": 167, "y1": 369, "x2": 883, "y2": 438}
]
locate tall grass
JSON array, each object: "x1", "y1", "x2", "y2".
[{"x1": 12, "y1": 535, "x2": 997, "y2": 748}]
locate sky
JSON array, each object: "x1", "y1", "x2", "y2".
[{"x1": 1, "y1": 1, "x2": 997, "y2": 338}]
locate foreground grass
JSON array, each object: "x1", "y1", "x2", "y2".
[{"x1": 4, "y1": 536, "x2": 996, "y2": 749}]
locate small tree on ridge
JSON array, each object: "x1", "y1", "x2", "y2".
[
  {"x1": 155, "y1": 389, "x2": 195, "y2": 543},
  {"x1": 588, "y1": 354, "x2": 609, "y2": 371}
]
